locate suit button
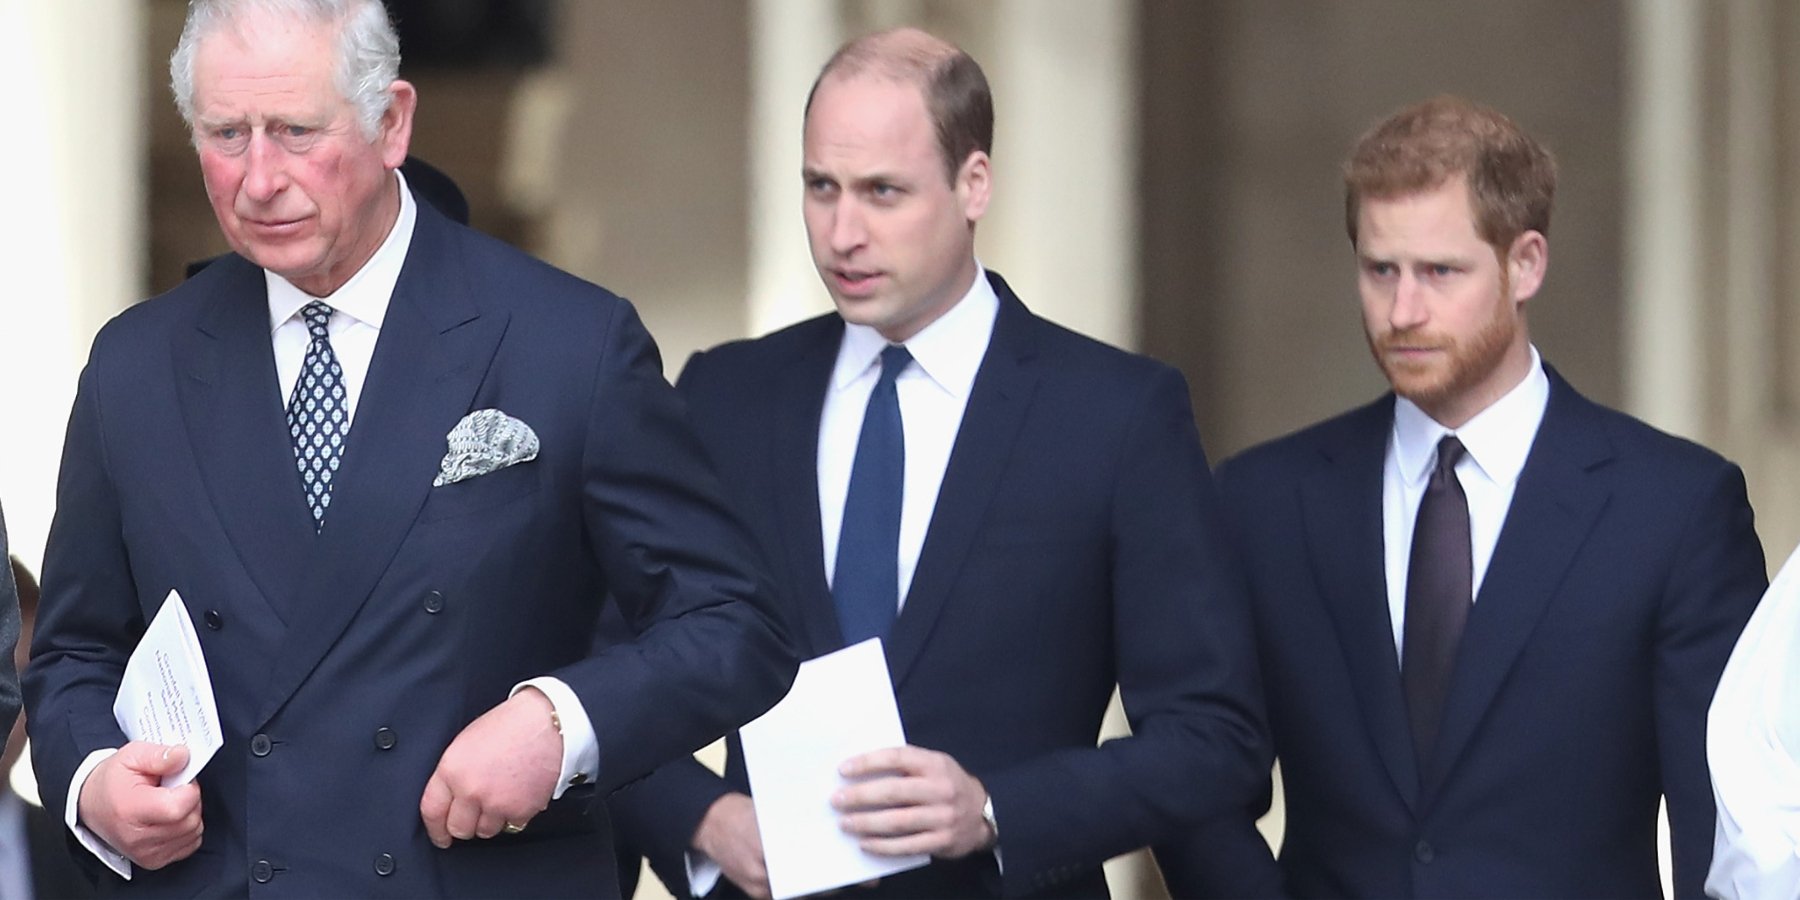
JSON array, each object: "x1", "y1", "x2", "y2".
[
  {"x1": 374, "y1": 853, "x2": 396, "y2": 876},
  {"x1": 374, "y1": 727, "x2": 397, "y2": 750},
  {"x1": 423, "y1": 591, "x2": 445, "y2": 614},
  {"x1": 1414, "y1": 840, "x2": 1434, "y2": 863},
  {"x1": 204, "y1": 609, "x2": 223, "y2": 630},
  {"x1": 250, "y1": 733, "x2": 272, "y2": 757},
  {"x1": 251, "y1": 859, "x2": 274, "y2": 883}
]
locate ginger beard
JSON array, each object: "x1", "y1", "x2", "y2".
[{"x1": 1366, "y1": 260, "x2": 1519, "y2": 413}]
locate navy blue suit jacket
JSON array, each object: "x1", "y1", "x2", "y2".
[
  {"x1": 610, "y1": 273, "x2": 1269, "y2": 898},
  {"x1": 1157, "y1": 370, "x2": 1765, "y2": 899},
  {"x1": 24, "y1": 198, "x2": 796, "y2": 897}
]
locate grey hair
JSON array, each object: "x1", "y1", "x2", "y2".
[{"x1": 170, "y1": 0, "x2": 401, "y2": 140}]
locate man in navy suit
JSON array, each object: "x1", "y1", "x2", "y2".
[
  {"x1": 610, "y1": 27, "x2": 1267, "y2": 899},
  {"x1": 1158, "y1": 95, "x2": 1767, "y2": 899},
  {"x1": 23, "y1": 0, "x2": 794, "y2": 895}
]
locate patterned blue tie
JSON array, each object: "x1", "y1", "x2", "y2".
[
  {"x1": 833, "y1": 344, "x2": 912, "y2": 645},
  {"x1": 287, "y1": 301, "x2": 350, "y2": 530}
]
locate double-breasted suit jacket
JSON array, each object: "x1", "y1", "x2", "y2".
[{"x1": 25, "y1": 198, "x2": 796, "y2": 897}]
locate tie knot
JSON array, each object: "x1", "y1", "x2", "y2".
[
  {"x1": 878, "y1": 344, "x2": 913, "y2": 383},
  {"x1": 300, "y1": 301, "x2": 335, "y2": 339},
  {"x1": 1434, "y1": 435, "x2": 1466, "y2": 476}
]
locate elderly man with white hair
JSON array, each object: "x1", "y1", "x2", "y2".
[{"x1": 23, "y1": 1, "x2": 795, "y2": 895}]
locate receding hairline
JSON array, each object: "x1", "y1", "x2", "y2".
[
  {"x1": 806, "y1": 26, "x2": 964, "y2": 117},
  {"x1": 827, "y1": 27, "x2": 960, "y2": 85}
]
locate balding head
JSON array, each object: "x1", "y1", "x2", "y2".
[{"x1": 805, "y1": 27, "x2": 993, "y2": 183}]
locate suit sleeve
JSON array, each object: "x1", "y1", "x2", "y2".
[
  {"x1": 604, "y1": 347, "x2": 754, "y2": 899},
  {"x1": 23, "y1": 339, "x2": 140, "y2": 827},
  {"x1": 979, "y1": 368, "x2": 1274, "y2": 897},
  {"x1": 1656, "y1": 461, "x2": 1766, "y2": 899},
  {"x1": 0, "y1": 502, "x2": 19, "y2": 743},
  {"x1": 542, "y1": 303, "x2": 797, "y2": 795},
  {"x1": 1152, "y1": 451, "x2": 1287, "y2": 899}
]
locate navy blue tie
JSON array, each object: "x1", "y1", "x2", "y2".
[{"x1": 833, "y1": 345, "x2": 912, "y2": 645}]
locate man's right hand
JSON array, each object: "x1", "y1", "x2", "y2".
[
  {"x1": 78, "y1": 742, "x2": 204, "y2": 870},
  {"x1": 693, "y1": 792, "x2": 769, "y2": 899}
]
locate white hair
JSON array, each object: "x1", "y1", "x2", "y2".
[{"x1": 169, "y1": 0, "x2": 401, "y2": 140}]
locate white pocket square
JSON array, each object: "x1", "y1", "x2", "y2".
[{"x1": 434, "y1": 409, "x2": 540, "y2": 487}]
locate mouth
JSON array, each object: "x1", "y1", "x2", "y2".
[
  {"x1": 242, "y1": 216, "x2": 309, "y2": 237},
  {"x1": 1375, "y1": 338, "x2": 1446, "y2": 367},
  {"x1": 829, "y1": 267, "x2": 885, "y2": 295}
]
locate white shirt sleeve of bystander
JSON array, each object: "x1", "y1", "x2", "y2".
[{"x1": 1707, "y1": 544, "x2": 1800, "y2": 900}]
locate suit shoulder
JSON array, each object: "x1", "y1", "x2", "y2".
[
  {"x1": 444, "y1": 223, "x2": 630, "y2": 315},
  {"x1": 1026, "y1": 314, "x2": 1184, "y2": 386},
  {"x1": 1217, "y1": 398, "x2": 1392, "y2": 484},
  {"x1": 88, "y1": 261, "x2": 245, "y2": 358},
  {"x1": 680, "y1": 313, "x2": 840, "y2": 385},
  {"x1": 1570, "y1": 389, "x2": 1743, "y2": 477}
]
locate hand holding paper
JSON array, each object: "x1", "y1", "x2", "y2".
[
  {"x1": 76, "y1": 591, "x2": 223, "y2": 873},
  {"x1": 113, "y1": 591, "x2": 223, "y2": 786},
  {"x1": 739, "y1": 639, "x2": 930, "y2": 899},
  {"x1": 833, "y1": 745, "x2": 995, "y2": 860},
  {"x1": 77, "y1": 742, "x2": 205, "y2": 871}
]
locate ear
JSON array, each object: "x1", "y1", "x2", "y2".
[
  {"x1": 1506, "y1": 230, "x2": 1548, "y2": 305},
  {"x1": 377, "y1": 80, "x2": 418, "y2": 170},
  {"x1": 956, "y1": 150, "x2": 992, "y2": 224}
]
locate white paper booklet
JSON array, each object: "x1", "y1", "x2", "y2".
[
  {"x1": 739, "y1": 638, "x2": 930, "y2": 899},
  {"x1": 112, "y1": 590, "x2": 223, "y2": 786}
]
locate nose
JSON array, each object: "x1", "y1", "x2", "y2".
[
  {"x1": 240, "y1": 131, "x2": 287, "y2": 203},
  {"x1": 1389, "y1": 271, "x2": 1428, "y2": 331},
  {"x1": 828, "y1": 197, "x2": 867, "y2": 257}
]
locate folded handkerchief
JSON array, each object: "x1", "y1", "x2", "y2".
[{"x1": 434, "y1": 409, "x2": 540, "y2": 487}]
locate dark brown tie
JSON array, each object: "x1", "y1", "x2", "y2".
[{"x1": 1402, "y1": 435, "x2": 1472, "y2": 774}]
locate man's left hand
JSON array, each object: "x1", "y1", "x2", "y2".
[
  {"x1": 420, "y1": 687, "x2": 563, "y2": 848},
  {"x1": 833, "y1": 745, "x2": 994, "y2": 859}
]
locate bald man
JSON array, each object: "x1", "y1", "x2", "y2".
[{"x1": 610, "y1": 27, "x2": 1268, "y2": 899}]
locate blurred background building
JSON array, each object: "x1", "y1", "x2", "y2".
[{"x1": 2, "y1": 1, "x2": 1796, "y2": 896}]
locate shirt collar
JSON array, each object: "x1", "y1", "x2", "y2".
[
  {"x1": 831, "y1": 262, "x2": 999, "y2": 398},
  {"x1": 1392, "y1": 345, "x2": 1549, "y2": 487},
  {"x1": 266, "y1": 168, "x2": 417, "y2": 334}
]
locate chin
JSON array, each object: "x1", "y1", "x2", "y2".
[{"x1": 1384, "y1": 368, "x2": 1453, "y2": 406}]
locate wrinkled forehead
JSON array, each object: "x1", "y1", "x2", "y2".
[{"x1": 191, "y1": 15, "x2": 345, "y2": 120}]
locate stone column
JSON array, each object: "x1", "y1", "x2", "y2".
[{"x1": 0, "y1": 0, "x2": 145, "y2": 571}]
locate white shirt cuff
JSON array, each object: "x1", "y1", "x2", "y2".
[
  {"x1": 685, "y1": 849, "x2": 723, "y2": 897},
  {"x1": 66, "y1": 748, "x2": 133, "y2": 880},
  {"x1": 511, "y1": 677, "x2": 598, "y2": 799}
]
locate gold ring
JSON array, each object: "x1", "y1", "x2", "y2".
[{"x1": 502, "y1": 822, "x2": 525, "y2": 834}]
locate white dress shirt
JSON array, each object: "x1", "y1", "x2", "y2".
[
  {"x1": 1382, "y1": 347, "x2": 1548, "y2": 655},
  {"x1": 687, "y1": 264, "x2": 999, "y2": 896},
  {"x1": 819, "y1": 269, "x2": 999, "y2": 607},
  {"x1": 68, "y1": 172, "x2": 598, "y2": 878},
  {"x1": 1706, "y1": 542, "x2": 1800, "y2": 899}
]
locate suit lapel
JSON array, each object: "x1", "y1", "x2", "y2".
[
  {"x1": 1302, "y1": 397, "x2": 1422, "y2": 810},
  {"x1": 176, "y1": 256, "x2": 317, "y2": 619},
  {"x1": 885, "y1": 277, "x2": 1039, "y2": 689},
  {"x1": 254, "y1": 207, "x2": 510, "y2": 726},
  {"x1": 1429, "y1": 372, "x2": 1611, "y2": 784},
  {"x1": 772, "y1": 320, "x2": 851, "y2": 659}
]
